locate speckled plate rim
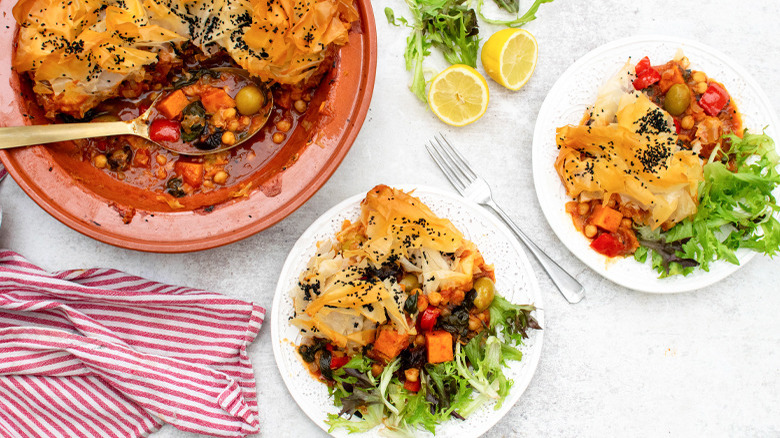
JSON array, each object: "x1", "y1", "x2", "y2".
[
  {"x1": 532, "y1": 34, "x2": 780, "y2": 293},
  {"x1": 271, "y1": 185, "x2": 545, "y2": 437}
]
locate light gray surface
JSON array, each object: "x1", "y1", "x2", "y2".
[{"x1": 1, "y1": 0, "x2": 779, "y2": 437}]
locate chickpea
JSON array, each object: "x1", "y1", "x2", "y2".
[
  {"x1": 272, "y1": 132, "x2": 286, "y2": 144},
  {"x1": 93, "y1": 154, "x2": 108, "y2": 169},
  {"x1": 156, "y1": 168, "x2": 167, "y2": 179},
  {"x1": 294, "y1": 99, "x2": 308, "y2": 113},
  {"x1": 417, "y1": 294, "x2": 428, "y2": 312},
  {"x1": 468, "y1": 315, "x2": 482, "y2": 331},
  {"x1": 451, "y1": 289, "x2": 465, "y2": 305},
  {"x1": 211, "y1": 112, "x2": 226, "y2": 129},
  {"x1": 584, "y1": 224, "x2": 598, "y2": 238},
  {"x1": 692, "y1": 71, "x2": 707, "y2": 83},
  {"x1": 404, "y1": 368, "x2": 419, "y2": 383},
  {"x1": 399, "y1": 274, "x2": 421, "y2": 293},
  {"x1": 308, "y1": 360, "x2": 319, "y2": 374},
  {"x1": 371, "y1": 363, "x2": 384, "y2": 377},
  {"x1": 156, "y1": 154, "x2": 167, "y2": 165},
  {"x1": 478, "y1": 310, "x2": 490, "y2": 324},
  {"x1": 427, "y1": 291, "x2": 442, "y2": 307},
  {"x1": 414, "y1": 334, "x2": 425, "y2": 347},
  {"x1": 577, "y1": 202, "x2": 590, "y2": 216},
  {"x1": 694, "y1": 82, "x2": 708, "y2": 94},
  {"x1": 276, "y1": 119, "x2": 292, "y2": 132},
  {"x1": 621, "y1": 218, "x2": 633, "y2": 229},
  {"x1": 681, "y1": 115, "x2": 695, "y2": 130},
  {"x1": 227, "y1": 120, "x2": 240, "y2": 132},
  {"x1": 223, "y1": 107, "x2": 237, "y2": 120},
  {"x1": 221, "y1": 131, "x2": 236, "y2": 146},
  {"x1": 213, "y1": 170, "x2": 228, "y2": 185}
]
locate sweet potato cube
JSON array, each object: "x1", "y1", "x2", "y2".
[
  {"x1": 589, "y1": 205, "x2": 623, "y2": 233},
  {"x1": 425, "y1": 330, "x2": 453, "y2": 364},
  {"x1": 174, "y1": 161, "x2": 204, "y2": 189},
  {"x1": 201, "y1": 88, "x2": 236, "y2": 113},
  {"x1": 157, "y1": 89, "x2": 190, "y2": 119},
  {"x1": 372, "y1": 328, "x2": 410, "y2": 361}
]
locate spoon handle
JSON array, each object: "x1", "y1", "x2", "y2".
[{"x1": 0, "y1": 121, "x2": 143, "y2": 149}]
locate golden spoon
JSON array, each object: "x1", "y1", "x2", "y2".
[{"x1": 0, "y1": 68, "x2": 273, "y2": 156}]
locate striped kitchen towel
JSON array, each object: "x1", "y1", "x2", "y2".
[{"x1": 0, "y1": 250, "x2": 265, "y2": 438}]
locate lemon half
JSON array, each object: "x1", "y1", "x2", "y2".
[
  {"x1": 481, "y1": 28, "x2": 538, "y2": 91},
  {"x1": 427, "y1": 64, "x2": 489, "y2": 127}
]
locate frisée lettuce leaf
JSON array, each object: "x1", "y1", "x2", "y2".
[{"x1": 636, "y1": 130, "x2": 780, "y2": 276}]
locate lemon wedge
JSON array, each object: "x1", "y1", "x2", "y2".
[
  {"x1": 427, "y1": 64, "x2": 489, "y2": 127},
  {"x1": 481, "y1": 28, "x2": 538, "y2": 91}
]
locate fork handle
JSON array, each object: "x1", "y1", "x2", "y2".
[{"x1": 486, "y1": 200, "x2": 585, "y2": 304}]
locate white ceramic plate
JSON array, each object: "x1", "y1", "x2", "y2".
[
  {"x1": 271, "y1": 186, "x2": 544, "y2": 437},
  {"x1": 532, "y1": 35, "x2": 780, "y2": 293}
]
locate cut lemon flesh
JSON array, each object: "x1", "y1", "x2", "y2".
[
  {"x1": 427, "y1": 64, "x2": 489, "y2": 127},
  {"x1": 481, "y1": 28, "x2": 538, "y2": 91}
]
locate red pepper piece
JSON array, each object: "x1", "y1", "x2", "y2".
[
  {"x1": 590, "y1": 233, "x2": 626, "y2": 258},
  {"x1": 632, "y1": 56, "x2": 661, "y2": 90},
  {"x1": 673, "y1": 117, "x2": 681, "y2": 134},
  {"x1": 149, "y1": 119, "x2": 181, "y2": 143},
  {"x1": 698, "y1": 83, "x2": 730, "y2": 116},
  {"x1": 329, "y1": 355, "x2": 350, "y2": 369},
  {"x1": 404, "y1": 379, "x2": 421, "y2": 392},
  {"x1": 419, "y1": 307, "x2": 441, "y2": 332}
]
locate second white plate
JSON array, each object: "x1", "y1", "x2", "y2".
[
  {"x1": 270, "y1": 185, "x2": 544, "y2": 437},
  {"x1": 532, "y1": 35, "x2": 780, "y2": 293}
]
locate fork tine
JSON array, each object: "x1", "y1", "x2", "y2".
[
  {"x1": 426, "y1": 140, "x2": 468, "y2": 192},
  {"x1": 431, "y1": 135, "x2": 474, "y2": 187},
  {"x1": 437, "y1": 134, "x2": 479, "y2": 182}
]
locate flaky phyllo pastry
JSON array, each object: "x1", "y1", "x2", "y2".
[
  {"x1": 12, "y1": 0, "x2": 358, "y2": 117},
  {"x1": 554, "y1": 61, "x2": 703, "y2": 230},
  {"x1": 290, "y1": 185, "x2": 494, "y2": 352}
]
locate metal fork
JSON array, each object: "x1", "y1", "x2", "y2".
[{"x1": 426, "y1": 134, "x2": 585, "y2": 304}]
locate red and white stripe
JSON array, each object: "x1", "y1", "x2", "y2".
[{"x1": 0, "y1": 250, "x2": 265, "y2": 437}]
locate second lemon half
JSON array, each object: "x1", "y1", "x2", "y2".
[
  {"x1": 428, "y1": 64, "x2": 489, "y2": 127},
  {"x1": 481, "y1": 28, "x2": 538, "y2": 91}
]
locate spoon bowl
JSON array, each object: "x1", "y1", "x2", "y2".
[{"x1": 0, "y1": 67, "x2": 273, "y2": 156}]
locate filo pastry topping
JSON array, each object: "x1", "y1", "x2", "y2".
[
  {"x1": 12, "y1": 0, "x2": 357, "y2": 117},
  {"x1": 555, "y1": 61, "x2": 703, "y2": 230}
]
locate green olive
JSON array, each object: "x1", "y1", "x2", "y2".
[
  {"x1": 399, "y1": 273, "x2": 421, "y2": 292},
  {"x1": 472, "y1": 277, "x2": 496, "y2": 311},
  {"x1": 664, "y1": 83, "x2": 691, "y2": 116},
  {"x1": 235, "y1": 85, "x2": 265, "y2": 116}
]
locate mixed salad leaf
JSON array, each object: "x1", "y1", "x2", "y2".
[
  {"x1": 635, "y1": 130, "x2": 780, "y2": 276},
  {"x1": 321, "y1": 293, "x2": 539, "y2": 435},
  {"x1": 476, "y1": 0, "x2": 554, "y2": 27},
  {"x1": 385, "y1": 0, "x2": 553, "y2": 101}
]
